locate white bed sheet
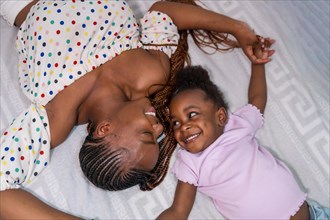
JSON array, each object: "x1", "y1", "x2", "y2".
[{"x1": 1, "y1": 1, "x2": 329, "y2": 219}]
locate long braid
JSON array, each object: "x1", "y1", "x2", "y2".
[
  {"x1": 142, "y1": 31, "x2": 189, "y2": 191},
  {"x1": 143, "y1": 0, "x2": 238, "y2": 190}
]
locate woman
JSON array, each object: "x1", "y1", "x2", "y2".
[{"x1": 0, "y1": 0, "x2": 272, "y2": 219}]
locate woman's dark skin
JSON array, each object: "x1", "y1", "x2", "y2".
[{"x1": 1, "y1": 1, "x2": 274, "y2": 219}]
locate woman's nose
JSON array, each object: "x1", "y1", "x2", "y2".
[{"x1": 152, "y1": 123, "x2": 164, "y2": 137}]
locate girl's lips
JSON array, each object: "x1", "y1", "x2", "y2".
[{"x1": 184, "y1": 133, "x2": 200, "y2": 143}]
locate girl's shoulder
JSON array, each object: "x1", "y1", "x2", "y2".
[{"x1": 225, "y1": 104, "x2": 264, "y2": 132}]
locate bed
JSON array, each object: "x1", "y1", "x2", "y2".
[{"x1": 1, "y1": 1, "x2": 329, "y2": 219}]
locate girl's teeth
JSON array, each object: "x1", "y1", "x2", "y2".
[{"x1": 186, "y1": 134, "x2": 199, "y2": 142}]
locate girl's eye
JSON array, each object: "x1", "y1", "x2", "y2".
[
  {"x1": 189, "y1": 112, "x2": 197, "y2": 118},
  {"x1": 172, "y1": 120, "x2": 180, "y2": 128}
]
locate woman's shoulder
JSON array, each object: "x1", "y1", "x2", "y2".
[{"x1": 139, "y1": 10, "x2": 179, "y2": 58}]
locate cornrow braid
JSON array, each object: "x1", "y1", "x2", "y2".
[
  {"x1": 144, "y1": 32, "x2": 189, "y2": 191},
  {"x1": 79, "y1": 127, "x2": 152, "y2": 191},
  {"x1": 143, "y1": 0, "x2": 238, "y2": 191}
]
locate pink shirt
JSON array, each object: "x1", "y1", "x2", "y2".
[{"x1": 172, "y1": 104, "x2": 306, "y2": 219}]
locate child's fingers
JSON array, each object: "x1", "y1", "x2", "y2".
[
  {"x1": 256, "y1": 35, "x2": 275, "y2": 51},
  {"x1": 265, "y1": 37, "x2": 276, "y2": 45},
  {"x1": 254, "y1": 57, "x2": 271, "y2": 64},
  {"x1": 267, "y1": 49, "x2": 275, "y2": 57},
  {"x1": 245, "y1": 46, "x2": 259, "y2": 63},
  {"x1": 261, "y1": 48, "x2": 275, "y2": 60}
]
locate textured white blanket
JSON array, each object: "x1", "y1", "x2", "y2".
[{"x1": 1, "y1": 1, "x2": 329, "y2": 219}]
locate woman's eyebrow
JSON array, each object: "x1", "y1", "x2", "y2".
[{"x1": 141, "y1": 140, "x2": 156, "y2": 145}]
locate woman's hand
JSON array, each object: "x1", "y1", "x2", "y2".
[{"x1": 234, "y1": 22, "x2": 275, "y2": 64}]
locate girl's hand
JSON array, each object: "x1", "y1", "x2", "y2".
[
  {"x1": 253, "y1": 36, "x2": 276, "y2": 62},
  {"x1": 235, "y1": 22, "x2": 275, "y2": 64}
]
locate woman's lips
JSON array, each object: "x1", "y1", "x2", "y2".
[{"x1": 145, "y1": 107, "x2": 156, "y2": 117}]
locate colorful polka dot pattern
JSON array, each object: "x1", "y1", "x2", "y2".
[
  {"x1": 140, "y1": 11, "x2": 179, "y2": 57},
  {"x1": 1, "y1": 0, "x2": 178, "y2": 190},
  {"x1": 0, "y1": 104, "x2": 50, "y2": 190},
  {"x1": 16, "y1": 0, "x2": 141, "y2": 106},
  {"x1": 16, "y1": 0, "x2": 178, "y2": 106}
]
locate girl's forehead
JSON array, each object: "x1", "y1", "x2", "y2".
[{"x1": 171, "y1": 89, "x2": 208, "y2": 106}]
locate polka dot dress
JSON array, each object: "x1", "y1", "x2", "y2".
[{"x1": 1, "y1": 0, "x2": 179, "y2": 190}]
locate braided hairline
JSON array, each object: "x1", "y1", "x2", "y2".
[{"x1": 80, "y1": 134, "x2": 154, "y2": 191}]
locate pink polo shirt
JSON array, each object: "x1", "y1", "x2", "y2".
[{"x1": 172, "y1": 104, "x2": 306, "y2": 219}]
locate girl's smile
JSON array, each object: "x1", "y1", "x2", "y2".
[{"x1": 169, "y1": 89, "x2": 226, "y2": 153}]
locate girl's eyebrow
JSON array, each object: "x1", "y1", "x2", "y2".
[
  {"x1": 170, "y1": 105, "x2": 199, "y2": 121},
  {"x1": 183, "y1": 105, "x2": 198, "y2": 111}
]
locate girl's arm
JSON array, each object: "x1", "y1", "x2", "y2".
[
  {"x1": 149, "y1": 1, "x2": 271, "y2": 64},
  {"x1": 157, "y1": 181, "x2": 197, "y2": 219},
  {"x1": 0, "y1": 189, "x2": 80, "y2": 219},
  {"x1": 248, "y1": 37, "x2": 275, "y2": 113},
  {"x1": 249, "y1": 62, "x2": 267, "y2": 114}
]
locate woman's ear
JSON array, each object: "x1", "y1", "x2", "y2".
[
  {"x1": 93, "y1": 120, "x2": 113, "y2": 138},
  {"x1": 216, "y1": 107, "x2": 228, "y2": 127}
]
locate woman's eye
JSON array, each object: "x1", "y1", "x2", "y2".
[
  {"x1": 189, "y1": 112, "x2": 197, "y2": 118},
  {"x1": 143, "y1": 131, "x2": 156, "y2": 144},
  {"x1": 144, "y1": 131, "x2": 154, "y2": 137}
]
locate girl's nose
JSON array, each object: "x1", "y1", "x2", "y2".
[{"x1": 181, "y1": 122, "x2": 191, "y2": 131}]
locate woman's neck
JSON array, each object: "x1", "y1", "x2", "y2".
[
  {"x1": 78, "y1": 48, "x2": 170, "y2": 123},
  {"x1": 77, "y1": 66, "x2": 127, "y2": 124}
]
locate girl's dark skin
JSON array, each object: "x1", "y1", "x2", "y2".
[{"x1": 158, "y1": 42, "x2": 310, "y2": 220}]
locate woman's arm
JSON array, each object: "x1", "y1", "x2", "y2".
[
  {"x1": 150, "y1": 1, "x2": 241, "y2": 34},
  {"x1": 1, "y1": 1, "x2": 81, "y2": 219},
  {"x1": 14, "y1": 0, "x2": 38, "y2": 27},
  {"x1": 0, "y1": 189, "x2": 80, "y2": 219},
  {"x1": 149, "y1": 1, "x2": 271, "y2": 64},
  {"x1": 248, "y1": 37, "x2": 275, "y2": 113},
  {"x1": 157, "y1": 181, "x2": 197, "y2": 219}
]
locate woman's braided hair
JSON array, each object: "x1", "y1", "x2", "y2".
[
  {"x1": 79, "y1": 0, "x2": 238, "y2": 191},
  {"x1": 144, "y1": 0, "x2": 237, "y2": 191}
]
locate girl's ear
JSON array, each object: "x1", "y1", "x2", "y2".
[
  {"x1": 93, "y1": 120, "x2": 113, "y2": 138},
  {"x1": 216, "y1": 107, "x2": 228, "y2": 127}
]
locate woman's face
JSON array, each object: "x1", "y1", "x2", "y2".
[
  {"x1": 169, "y1": 89, "x2": 226, "y2": 153},
  {"x1": 104, "y1": 97, "x2": 163, "y2": 171}
]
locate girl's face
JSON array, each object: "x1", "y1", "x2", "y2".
[
  {"x1": 95, "y1": 97, "x2": 163, "y2": 171},
  {"x1": 169, "y1": 89, "x2": 227, "y2": 153}
]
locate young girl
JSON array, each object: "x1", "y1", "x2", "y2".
[
  {"x1": 0, "y1": 0, "x2": 272, "y2": 219},
  {"x1": 158, "y1": 42, "x2": 330, "y2": 219}
]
